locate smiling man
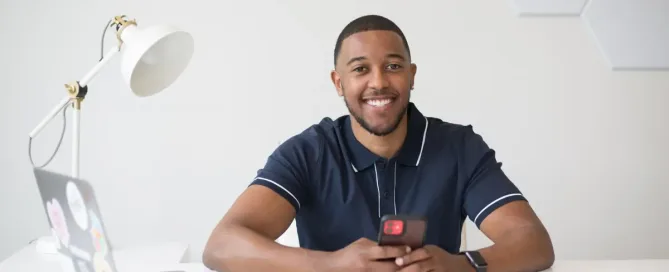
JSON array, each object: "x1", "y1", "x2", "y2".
[{"x1": 203, "y1": 15, "x2": 555, "y2": 272}]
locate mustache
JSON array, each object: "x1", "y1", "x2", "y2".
[{"x1": 362, "y1": 88, "x2": 398, "y2": 97}]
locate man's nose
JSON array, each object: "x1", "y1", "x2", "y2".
[{"x1": 368, "y1": 68, "x2": 389, "y2": 90}]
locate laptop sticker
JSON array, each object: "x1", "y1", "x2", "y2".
[
  {"x1": 66, "y1": 181, "x2": 90, "y2": 231},
  {"x1": 89, "y1": 209, "x2": 109, "y2": 253},
  {"x1": 51, "y1": 228, "x2": 62, "y2": 250},
  {"x1": 93, "y1": 251, "x2": 114, "y2": 272},
  {"x1": 46, "y1": 198, "x2": 70, "y2": 247},
  {"x1": 76, "y1": 260, "x2": 92, "y2": 272},
  {"x1": 70, "y1": 244, "x2": 92, "y2": 262}
]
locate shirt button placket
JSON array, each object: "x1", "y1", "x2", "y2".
[{"x1": 376, "y1": 159, "x2": 395, "y2": 216}]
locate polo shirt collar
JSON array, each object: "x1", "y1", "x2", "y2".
[{"x1": 344, "y1": 102, "x2": 429, "y2": 172}]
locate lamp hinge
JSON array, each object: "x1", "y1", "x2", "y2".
[
  {"x1": 65, "y1": 81, "x2": 87, "y2": 109},
  {"x1": 111, "y1": 15, "x2": 137, "y2": 50}
]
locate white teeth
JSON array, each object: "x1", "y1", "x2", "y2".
[{"x1": 366, "y1": 99, "x2": 392, "y2": 107}]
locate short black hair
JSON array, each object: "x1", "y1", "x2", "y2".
[{"x1": 333, "y1": 14, "x2": 411, "y2": 66}]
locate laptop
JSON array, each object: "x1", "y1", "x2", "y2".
[{"x1": 33, "y1": 167, "x2": 118, "y2": 272}]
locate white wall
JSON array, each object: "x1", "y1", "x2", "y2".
[{"x1": 2, "y1": 0, "x2": 669, "y2": 263}]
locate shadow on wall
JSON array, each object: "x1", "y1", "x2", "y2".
[{"x1": 511, "y1": 0, "x2": 669, "y2": 71}]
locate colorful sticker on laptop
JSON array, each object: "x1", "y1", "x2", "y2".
[
  {"x1": 69, "y1": 244, "x2": 92, "y2": 262},
  {"x1": 66, "y1": 181, "x2": 89, "y2": 231},
  {"x1": 76, "y1": 260, "x2": 92, "y2": 272},
  {"x1": 93, "y1": 252, "x2": 113, "y2": 272},
  {"x1": 46, "y1": 198, "x2": 70, "y2": 247},
  {"x1": 88, "y1": 209, "x2": 109, "y2": 253},
  {"x1": 50, "y1": 228, "x2": 62, "y2": 250}
]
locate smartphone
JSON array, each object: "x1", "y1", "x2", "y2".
[{"x1": 377, "y1": 214, "x2": 427, "y2": 250}]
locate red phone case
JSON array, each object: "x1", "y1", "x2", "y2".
[{"x1": 377, "y1": 214, "x2": 427, "y2": 250}]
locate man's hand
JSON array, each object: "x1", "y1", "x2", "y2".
[
  {"x1": 320, "y1": 237, "x2": 411, "y2": 272},
  {"x1": 395, "y1": 245, "x2": 472, "y2": 272}
]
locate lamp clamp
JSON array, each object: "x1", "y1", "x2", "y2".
[{"x1": 65, "y1": 81, "x2": 87, "y2": 109}]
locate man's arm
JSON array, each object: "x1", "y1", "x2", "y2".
[
  {"x1": 202, "y1": 132, "x2": 327, "y2": 272},
  {"x1": 202, "y1": 185, "x2": 327, "y2": 272},
  {"x1": 468, "y1": 200, "x2": 554, "y2": 272},
  {"x1": 459, "y1": 125, "x2": 554, "y2": 271},
  {"x1": 394, "y1": 200, "x2": 553, "y2": 272}
]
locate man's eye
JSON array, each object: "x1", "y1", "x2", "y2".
[
  {"x1": 353, "y1": 67, "x2": 367, "y2": 73},
  {"x1": 387, "y1": 64, "x2": 401, "y2": 70}
]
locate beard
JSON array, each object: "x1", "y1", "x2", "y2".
[{"x1": 342, "y1": 86, "x2": 410, "y2": 137}]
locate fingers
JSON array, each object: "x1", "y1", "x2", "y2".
[
  {"x1": 396, "y1": 248, "x2": 431, "y2": 266},
  {"x1": 397, "y1": 262, "x2": 435, "y2": 272},
  {"x1": 356, "y1": 237, "x2": 374, "y2": 244},
  {"x1": 367, "y1": 245, "x2": 412, "y2": 260},
  {"x1": 368, "y1": 260, "x2": 404, "y2": 271}
]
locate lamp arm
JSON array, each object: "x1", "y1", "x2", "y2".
[
  {"x1": 28, "y1": 97, "x2": 73, "y2": 139},
  {"x1": 28, "y1": 46, "x2": 120, "y2": 178},
  {"x1": 28, "y1": 47, "x2": 120, "y2": 140},
  {"x1": 28, "y1": 14, "x2": 135, "y2": 179}
]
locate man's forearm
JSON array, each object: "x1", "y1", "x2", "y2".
[
  {"x1": 475, "y1": 225, "x2": 554, "y2": 272},
  {"x1": 202, "y1": 224, "x2": 328, "y2": 272}
]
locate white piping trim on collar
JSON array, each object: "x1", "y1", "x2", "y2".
[
  {"x1": 415, "y1": 116, "x2": 429, "y2": 166},
  {"x1": 373, "y1": 163, "x2": 381, "y2": 218},
  {"x1": 350, "y1": 117, "x2": 428, "y2": 171}
]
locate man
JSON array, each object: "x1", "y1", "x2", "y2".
[{"x1": 202, "y1": 14, "x2": 554, "y2": 272}]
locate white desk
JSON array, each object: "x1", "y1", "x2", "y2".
[
  {"x1": 546, "y1": 259, "x2": 669, "y2": 272},
  {"x1": 130, "y1": 259, "x2": 669, "y2": 272},
  {"x1": 0, "y1": 237, "x2": 212, "y2": 272},
  {"x1": 3, "y1": 241, "x2": 667, "y2": 272},
  {"x1": 137, "y1": 260, "x2": 669, "y2": 272}
]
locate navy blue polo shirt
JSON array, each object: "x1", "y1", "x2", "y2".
[{"x1": 249, "y1": 103, "x2": 526, "y2": 253}]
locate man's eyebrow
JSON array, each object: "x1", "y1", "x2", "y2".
[
  {"x1": 346, "y1": 56, "x2": 366, "y2": 66},
  {"x1": 346, "y1": 53, "x2": 406, "y2": 66},
  {"x1": 386, "y1": 53, "x2": 405, "y2": 60}
]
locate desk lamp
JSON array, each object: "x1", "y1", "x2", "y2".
[
  {"x1": 26, "y1": 14, "x2": 194, "y2": 253},
  {"x1": 28, "y1": 15, "x2": 194, "y2": 178}
]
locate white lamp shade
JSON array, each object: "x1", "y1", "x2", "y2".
[{"x1": 119, "y1": 24, "x2": 194, "y2": 97}]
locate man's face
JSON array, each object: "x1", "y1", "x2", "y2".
[{"x1": 331, "y1": 30, "x2": 417, "y2": 136}]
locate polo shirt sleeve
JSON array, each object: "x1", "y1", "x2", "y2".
[
  {"x1": 460, "y1": 125, "x2": 527, "y2": 229},
  {"x1": 248, "y1": 132, "x2": 320, "y2": 213}
]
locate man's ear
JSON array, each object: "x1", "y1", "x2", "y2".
[
  {"x1": 330, "y1": 70, "x2": 343, "y2": 96},
  {"x1": 410, "y1": 63, "x2": 417, "y2": 90}
]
